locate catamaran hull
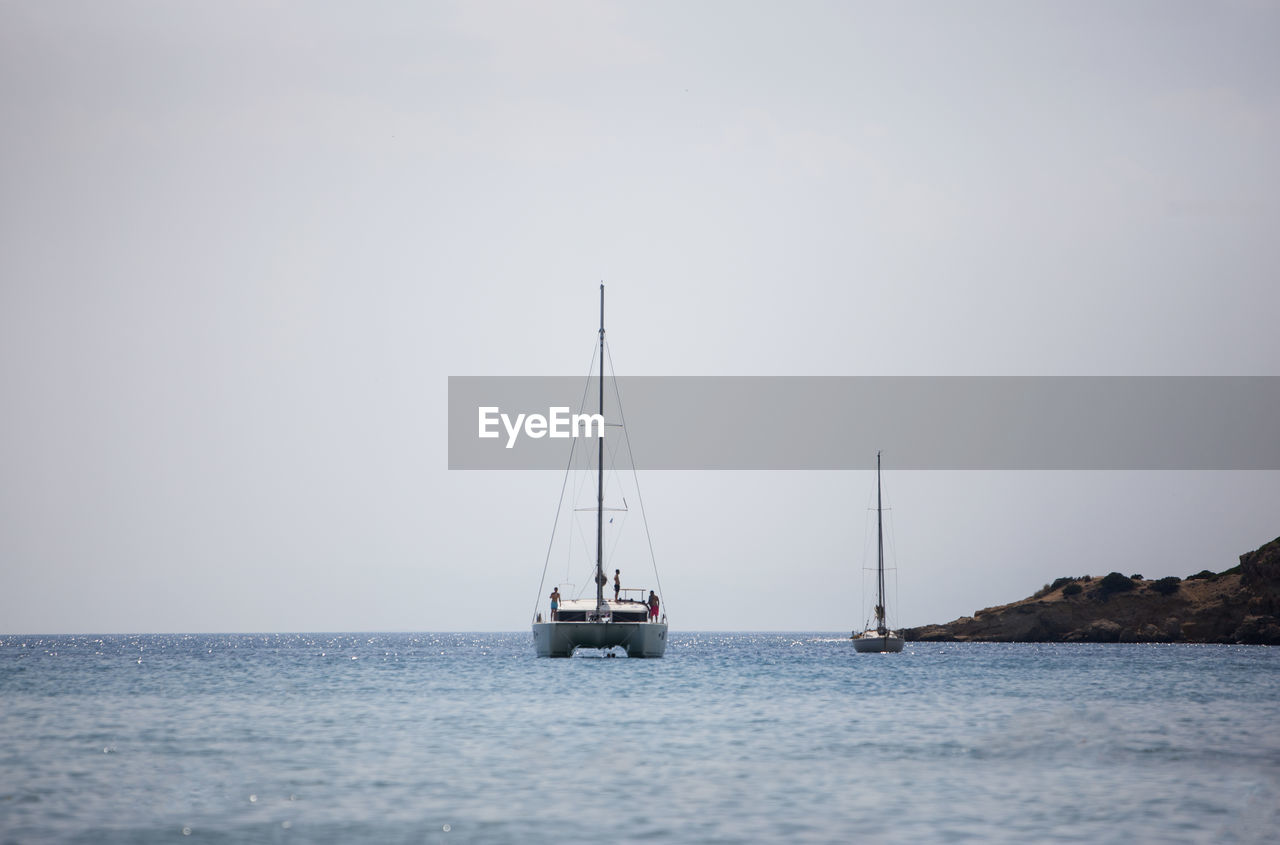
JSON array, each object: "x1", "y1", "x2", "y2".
[
  {"x1": 852, "y1": 634, "x2": 904, "y2": 653},
  {"x1": 532, "y1": 621, "x2": 668, "y2": 658}
]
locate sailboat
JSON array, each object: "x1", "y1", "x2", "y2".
[
  {"x1": 531, "y1": 285, "x2": 668, "y2": 658},
  {"x1": 852, "y1": 451, "x2": 904, "y2": 653}
]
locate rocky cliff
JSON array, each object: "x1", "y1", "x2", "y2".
[{"x1": 903, "y1": 535, "x2": 1280, "y2": 644}]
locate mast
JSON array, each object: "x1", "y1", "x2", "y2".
[
  {"x1": 876, "y1": 450, "x2": 886, "y2": 635},
  {"x1": 595, "y1": 283, "x2": 606, "y2": 614}
]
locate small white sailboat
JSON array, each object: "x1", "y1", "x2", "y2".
[
  {"x1": 852, "y1": 451, "x2": 904, "y2": 653},
  {"x1": 531, "y1": 285, "x2": 668, "y2": 658}
]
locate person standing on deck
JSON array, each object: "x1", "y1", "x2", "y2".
[
  {"x1": 550, "y1": 587, "x2": 561, "y2": 620},
  {"x1": 647, "y1": 591, "x2": 659, "y2": 621},
  {"x1": 613, "y1": 569, "x2": 621, "y2": 601}
]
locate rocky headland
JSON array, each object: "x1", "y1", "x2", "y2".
[{"x1": 904, "y1": 535, "x2": 1280, "y2": 645}]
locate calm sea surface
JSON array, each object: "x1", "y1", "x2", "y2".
[{"x1": 1, "y1": 634, "x2": 1276, "y2": 844}]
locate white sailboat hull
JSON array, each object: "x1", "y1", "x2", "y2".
[
  {"x1": 532, "y1": 621, "x2": 668, "y2": 658},
  {"x1": 852, "y1": 632, "x2": 904, "y2": 653}
]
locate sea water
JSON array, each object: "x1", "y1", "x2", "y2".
[{"x1": 1, "y1": 634, "x2": 1276, "y2": 844}]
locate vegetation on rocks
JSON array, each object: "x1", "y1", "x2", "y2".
[
  {"x1": 903, "y1": 535, "x2": 1280, "y2": 645},
  {"x1": 1098, "y1": 572, "x2": 1137, "y2": 594}
]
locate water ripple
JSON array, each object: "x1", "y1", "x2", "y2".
[{"x1": 1, "y1": 635, "x2": 1276, "y2": 842}]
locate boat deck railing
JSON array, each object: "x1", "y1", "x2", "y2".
[{"x1": 534, "y1": 612, "x2": 668, "y2": 624}]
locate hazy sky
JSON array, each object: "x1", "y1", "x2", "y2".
[{"x1": 3, "y1": 1, "x2": 1278, "y2": 634}]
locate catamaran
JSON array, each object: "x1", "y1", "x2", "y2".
[
  {"x1": 531, "y1": 285, "x2": 668, "y2": 657},
  {"x1": 852, "y1": 451, "x2": 904, "y2": 653}
]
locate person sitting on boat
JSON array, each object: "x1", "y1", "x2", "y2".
[
  {"x1": 550, "y1": 587, "x2": 561, "y2": 620},
  {"x1": 647, "y1": 591, "x2": 659, "y2": 621},
  {"x1": 614, "y1": 569, "x2": 621, "y2": 601}
]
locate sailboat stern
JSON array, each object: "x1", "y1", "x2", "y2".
[
  {"x1": 532, "y1": 621, "x2": 667, "y2": 658},
  {"x1": 851, "y1": 631, "x2": 904, "y2": 653}
]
